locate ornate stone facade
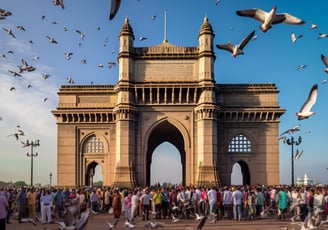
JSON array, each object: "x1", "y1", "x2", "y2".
[{"x1": 52, "y1": 17, "x2": 285, "y2": 187}]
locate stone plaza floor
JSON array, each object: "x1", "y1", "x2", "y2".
[{"x1": 7, "y1": 211, "x2": 326, "y2": 230}]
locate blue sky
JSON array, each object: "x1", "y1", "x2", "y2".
[{"x1": 0, "y1": 0, "x2": 328, "y2": 186}]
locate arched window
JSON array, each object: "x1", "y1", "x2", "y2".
[
  {"x1": 83, "y1": 135, "x2": 104, "y2": 153},
  {"x1": 228, "y1": 134, "x2": 251, "y2": 153}
]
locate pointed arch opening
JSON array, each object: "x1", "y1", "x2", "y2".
[
  {"x1": 151, "y1": 142, "x2": 182, "y2": 186},
  {"x1": 231, "y1": 161, "x2": 250, "y2": 186},
  {"x1": 146, "y1": 120, "x2": 186, "y2": 186}
]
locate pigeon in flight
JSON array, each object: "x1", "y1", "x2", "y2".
[
  {"x1": 291, "y1": 32, "x2": 303, "y2": 44},
  {"x1": 65, "y1": 52, "x2": 73, "y2": 61},
  {"x1": 145, "y1": 221, "x2": 164, "y2": 229},
  {"x1": 110, "y1": 0, "x2": 121, "y2": 20},
  {"x1": 46, "y1": 35, "x2": 58, "y2": 44},
  {"x1": 320, "y1": 54, "x2": 328, "y2": 73},
  {"x1": 53, "y1": 0, "x2": 64, "y2": 9},
  {"x1": 67, "y1": 76, "x2": 75, "y2": 84},
  {"x1": 0, "y1": 8, "x2": 12, "y2": 18},
  {"x1": 17, "y1": 25, "x2": 25, "y2": 31},
  {"x1": 296, "y1": 84, "x2": 318, "y2": 120},
  {"x1": 236, "y1": 6, "x2": 305, "y2": 32},
  {"x1": 75, "y1": 29, "x2": 85, "y2": 40},
  {"x1": 42, "y1": 73, "x2": 50, "y2": 79},
  {"x1": 107, "y1": 219, "x2": 119, "y2": 229},
  {"x1": 216, "y1": 30, "x2": 255, "y2": 58},
  {"x1": 8, "y1": 70, "x2": 22, "y2": 77},
  {"x1": 317, "y1": 33, "x2": 328, "y2": 40},
  {"x1": 3, "y1": 28, "x2": 16, "y2": 38},
  {"x1": 296, "y1": 65, "x2": 307, "y2": 70},
  {"x1": 310, "y1": 23, "x2": 318, "y2": 30},
  {"x1": 293, "y1": 149, "x2": 303, "y2": 160}
]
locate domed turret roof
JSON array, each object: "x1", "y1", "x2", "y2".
[
  {"x1": 198, "y1": 16, "x2": 214, "y2": 37},
  {"x1": 119, "y1": 17, "x2": 135, "y2": 39}
]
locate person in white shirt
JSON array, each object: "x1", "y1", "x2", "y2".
[
  {"x1": 232, "y1": 186, "x2": 243, "y2": 221},
  {"x1": 207, "y1": 187, "x2": 217, "y2": 215},
  {"x1": 131, "y1": 190, "x2": 140, "y2": 219}
]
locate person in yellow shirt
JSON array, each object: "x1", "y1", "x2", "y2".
[{"x1": 153, "y1": 189, "x2": 162, "y2": 219}]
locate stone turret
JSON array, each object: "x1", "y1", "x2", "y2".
[
  {"x1": 118, "y1": 17, "x2": 135, "y2": 82},
  {"x1": 119, "y1": 17, "x2": 135, "y2": 53},
  {"x1": 198, "y1": 16, "x2": 215, "y2": 54}
]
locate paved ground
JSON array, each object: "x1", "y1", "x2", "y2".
[{"x1": 6, "y1": 212, "x2": 312, "y2": 230}]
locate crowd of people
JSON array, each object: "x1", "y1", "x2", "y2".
[{"x1": 0, "y1": 183, "x2": 328, "y2": 230}]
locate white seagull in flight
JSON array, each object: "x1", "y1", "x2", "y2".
[
  {"x1": 280, "y1": 125, "x2": 301, "y2": 136},
  {"x1": 236, "y1": 6, "x2": 305, "y2": 33},
  {"x1": 216, "y1": 30, "x2": 255, "y2": 58},
  {"x1": 296, "y1": 84, "x2": 318, "y2": 120}
]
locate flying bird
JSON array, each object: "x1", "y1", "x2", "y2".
[
  {"x1": 152, "y1": 15, "x2": 157, "y2": 20},
  {"x1": 293, "y1": 149, "x2": 303, "y2": 160},
  {"x1": 108, "y1": 62, "x2": 116, "y2": 68},
  {"x1": 75, "y1": 29, "x2": 85, "y2": 40},
  {"x1": 216, "y1": 30, "x2": 255, "y2": 58},
  {"x1": 291, "y1": 32, "x2": 303, "y2": 44},
  {"x1": 317, "y1": 33, "x2": 328, "y2": 40},
  {"x1": 310, "y1": 23, "x2": 318, "y2": 30},
  {"x1": 296, "y1": 84, "x2": 318, "y2": 120},
  {"x1": 17, "y1": 25, "x2": 25, "y2": 31},
  {"x1": 107, "y1": 219, "x2": 119, "y2": 229},
  {"x1": 296, "y1": 65, "x2": 307, "y2": 70},
  {"x1": 10, "y1": 87, "x2": 16, "y2": 91},
  {"x1": 67, "y1": 76, "x2": 75, "y2": 84},
  {"x1": 236, "y1": 6, "x2": 305, "y2": 33},
  {"x1": 171, "y1": 214, "x2": 181, "y2": 223},
  {"x1": 110, "y1": 0, "x2": 121, "y2": 20},
  {"x1": 280, "y1": 125, "x2": 301, "y2": 136},
  {"x1": 0, "y1": 8, "x2": 12, "y2": 18},
  {"x1": 8, "y1": 70, "x2": 22, "y2": 77},
  {"x1": 53, "y1": 0, "x2": 64, "y2": 9},
  {"x1": 65, "y1": 52, "x2": 73, "y2": 60},
  {"x1": 145, "y1": 221, "x2": 164, "y2": 229},
  {"x1": 46, "y1": 35, "x2": 58, "y2": 44},
  {"x1": 80, "y1": 59, "x2": 87, "y2": 64},
  {"x1": 140, "y1": 36, "x2": 148, "y2": 41},
  {"x1": 3, "y1": 27, "x2": 16, "y2": 38},
  {"x1": 42, "y1": 73, "x2": 50, "y2": 79},
  {"x1": 320, "y1": 54, "x2": 328, "y2": 73}
]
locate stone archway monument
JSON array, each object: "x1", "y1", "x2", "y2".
[{"x1": 52, "y1": 17, "x2": 285, "y2": 187}]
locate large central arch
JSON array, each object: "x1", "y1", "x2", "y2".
[{"x1": 145, "y1": 119, "x2": 186, "y2": 185}]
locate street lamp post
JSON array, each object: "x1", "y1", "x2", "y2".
[
  {"x1": 285, "y1": 136, "x2": 302, "y2": 187},
  {"x1": 49, "y1": 172, "x2": 52, "y2": 187},
  {"x1": 23, "y1": 140, "x2": 40, "y2": 187}
]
